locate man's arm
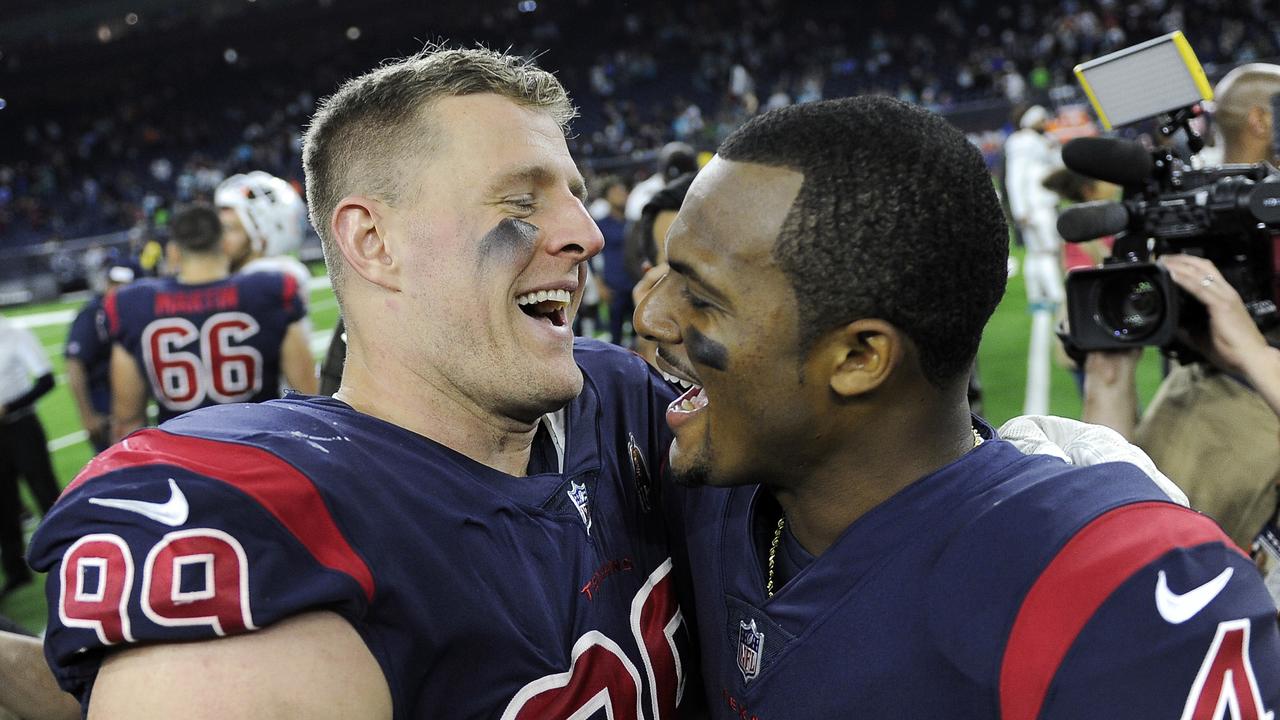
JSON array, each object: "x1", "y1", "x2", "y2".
[
  {"x1": 109, "y1": 344, "x2": 148, "y2": 442},
  {"x1": 65, "y1": 358, "x2": 108, "y2": 449},
  {"x1": 1080, "y1": 349, "x2": 1142, "y2": 440},
  {"x1": 0, "y1": 631, "x2": 79, "y2": 720},
  {"x1": 88, "y1": 611, "x2": 392, "y2": 720},
  {"x1": 280, "y1": 321, "x2": 319, "y2": 395}
]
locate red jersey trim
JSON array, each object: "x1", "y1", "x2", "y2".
[
  {"x1": 103, "y1": 288, "x2": 120, "y2": 337},
  {"x1": 999, "y1": 501, "x2": 1240, "y2": 720},
  {"x1": 65, "y1": 429, "x2": 375, "y2": 601},
  {"x1": 281, "y1": 272, "x2": 298, "y2": 315}
]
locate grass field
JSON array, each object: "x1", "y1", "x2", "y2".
[{"x1": 0, "y1": 248, "x2": 1167, "y2": 633}]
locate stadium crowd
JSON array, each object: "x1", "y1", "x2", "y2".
[{"x1": 1, "y1": 0, "x2": 1278, "y2": 251}]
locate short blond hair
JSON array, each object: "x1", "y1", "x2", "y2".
[
  {"x1": 1214, "y1": 63, "x2": 1280, "y2": 147},
  {"x1": 302, "y1": 45, "x2": 576, "y2": 301}
]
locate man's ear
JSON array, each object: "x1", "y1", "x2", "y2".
[
  {"x1": 818, "y1": 319, "x2": 904, "y2": 399},
  {"x1": 331, "y1": 195, "x2": 401, "y2": 292},
  {"x1": 1247, "y1": 104, "x2": 1274, "y2": 141}
]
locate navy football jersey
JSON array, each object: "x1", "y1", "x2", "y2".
[
  {"x1": 64, "y1": 294, "x2": 112, "y2": 415},
  {"x1": 104, "y1": 272, "x2": 305, "y2": 422},
  {"x1": 683, "y1": 425, "x2": 1280, "y2": 719},
  {"x1": 30, "y1": 340, "x2": 695, "y2": 719}
]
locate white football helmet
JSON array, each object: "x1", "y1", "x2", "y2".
[{"x1": 215, "y1": 171, "x2": 306, "y2": 257}]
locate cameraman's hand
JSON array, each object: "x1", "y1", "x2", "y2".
[
  {"x1": 1081, "y1": 349, "x2": 1143, "y2": 440},
  {"x1": 1162, "y1": 253, "x2": 1280, "y2": 419},
  {"x1": 1161, "y1": 254, "x2": 1270, "y2": 377}
]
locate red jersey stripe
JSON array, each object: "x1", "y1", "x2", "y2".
[
  {"x1": 999, "y1": 501, "x2": 1240, "y2": 720},
  {"x1": 65, "y1": 429, "x2": 375, "y2": 601},
  {"x1": 103, "y1": 288, "x2": 120, "y2": 337}
]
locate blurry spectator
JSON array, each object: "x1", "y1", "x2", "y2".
[
  {"x1": 593, "y1": 176, "x2": 633, "y2": 345},
  {"x1": 1083, "y1": 63, "x2": 1280, "y2": 554},
  {"x1": 626, "y1": 172, "x2": 696, "y2": 367},
  {"x1": 624, "y1": 141, "x2": 698, "y2": 222},
  {"x1": 1004, "y1": 104, "x2": 1064, "y2": 415},
  {"x1": 0, "y1": 314, "x2": 59, "y2": 597},
  {"x1": 65, "y1": 264, "x2": 135, "y2": 453}
]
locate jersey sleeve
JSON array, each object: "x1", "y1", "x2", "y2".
[
  {"x1": 280, "y1": 270, "x2": 307, "y2": 324},
  {"x1": 64, "y1": 301, "x2": 108, "y2": 364},
  {"x1": 27, "y1": 428, "x2": 375, "y2": 705},
  {"x1": 1004, "y1": 502, "x2": 1280, "y2": 720}
]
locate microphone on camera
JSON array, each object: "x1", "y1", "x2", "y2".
[
  {"x1": 1062, "y1": 137, "x2": 1153, "y2": 187},
  {"x1": 1057, "y1": 201, "x2": 1130, "y2": 242}
]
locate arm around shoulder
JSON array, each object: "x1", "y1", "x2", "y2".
[{"x1": 87, "y1": 611, "x2": 391, "y2": 720}]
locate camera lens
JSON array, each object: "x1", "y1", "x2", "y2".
[{"x1": 1097, "y1": 277, "x2": 1165, "y2": 341}]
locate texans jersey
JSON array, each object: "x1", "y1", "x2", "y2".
[
  {"x1": 104, "y1": 272, "x2": 305, "y2": 422},
  {"x1": 64, "y1": 294, "x2": 112, "y2": 415},
  {"x1": 30, "y1": 340, "x2": 695, "y2": 719},
  {"x1": 683, "y1": 425, "x2": 1280, "y2": 719}
]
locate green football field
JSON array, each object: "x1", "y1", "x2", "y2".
[{"x1": 0, "y1": 249, "x2": 1166, "y2": 633}]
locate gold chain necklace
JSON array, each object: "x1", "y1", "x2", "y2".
[{"x1": 766, "y1": 428, "x2": 983, "y2": 598}]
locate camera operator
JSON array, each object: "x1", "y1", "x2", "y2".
[{"x1": 1083, "y1": 63, "x2": 1280, "y2": 552}]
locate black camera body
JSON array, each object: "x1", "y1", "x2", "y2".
[{"x1": 1061, "y1": 139, "x2": 1280, "y2": 355}]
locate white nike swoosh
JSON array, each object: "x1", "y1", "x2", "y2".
[
  {"x1": 89, "y1": 478, "x2": 190, "y2": 527},
  {"x1": 1155, "y1": 567, "x2": 1233, "y2": 625}
]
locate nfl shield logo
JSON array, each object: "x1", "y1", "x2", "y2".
[
  {"x1": 567, "y1": 481, "x2": 592, "y2": 534},
  {"x1": 737, "y1": 618, "x2": 764, "y2": 683}
]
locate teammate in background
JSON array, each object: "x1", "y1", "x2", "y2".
[
  {"x1": 635, "y1": 96, "x2": 1280, "y2": 718},
  {"x1": 105, "y1": 204, "x2": 316, "y2": 441},
  {"x1": 215, "y1": 171, "x2": 315, "y2": 290},
  {"x1": 0, "y1": 314, "x2": 61, "y2": 598},
  {"x1": 65, "y1": 264, "x2": 135, "y2": 453},
  {"x1": 1005, "y1": 104, "x2": 1065, "y2": 415},
  {"x1": 30, "y1": 47, "x2": 693, "y2": 719}
]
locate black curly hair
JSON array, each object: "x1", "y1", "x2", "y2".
[{"x1": 718, "y1": 95, "x2": 1009, "y2": 384}]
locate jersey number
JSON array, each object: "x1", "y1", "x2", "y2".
[
  {"x1": 501, "y1": 559, "x2": 686, "y2": 720},
  {"x1": 59, "y1": 529, "x2": 256, "y2": 646},
  {"x1": 141, "y1": 312, "x2": 264, "y2": 411},
  {"x1": 1180, "y1": 619, "x2": 1273, "y2": 720}
]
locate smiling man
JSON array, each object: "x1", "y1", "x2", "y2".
[
  {"x1": 28, "y1": 47, "x2": 690, "y2": 719},
  {"x1": 636, "y1": 96, "x2": 1280, "y2": 718}
]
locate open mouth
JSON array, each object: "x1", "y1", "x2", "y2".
[
  {"x1": 667, "y1": 384, "x2": 709, "y2": 429},
  {"x1": 516, "y1": 288, "x2": 571, "y2": 328}
]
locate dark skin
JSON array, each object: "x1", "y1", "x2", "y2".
[{"x1": 635, "y1": 157, "x2": 977, "y2": 557}]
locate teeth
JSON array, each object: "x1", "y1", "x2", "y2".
[
  {"x1": 516, "y1": 288, "x2": 572, "y2": 306},
  {"x1": 660, "y1": 371, "x2": 695, "y2": 390}
]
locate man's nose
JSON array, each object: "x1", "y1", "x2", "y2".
[
  {"x1": 633, "y1": 272, "x2": 680, "y2": 344},
  {"x1": 543, "y1": 197, "x2": 604, "y2": 261}
]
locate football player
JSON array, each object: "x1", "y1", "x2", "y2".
[
  {"x1": 64, "y1": 264, "x2": 134, "y2": 453},
  {"x1": 103, "y1": 204, "x2": 317, "y2": 441},
  {"x1": 634, "y1": 96, "x2": 1280, "y2": 718},
  {"x1": 215, "y1": 170, "x2": 315, "y2": 290},
  {"x1": 29, "y1": 47, "x2": 692, "y2": 719}
]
